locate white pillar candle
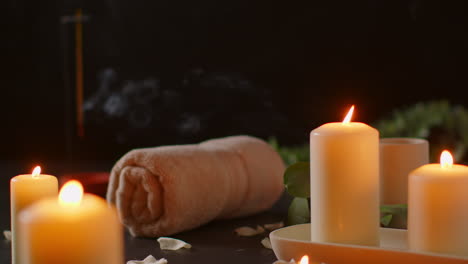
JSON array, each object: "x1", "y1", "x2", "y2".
[
  {"x1": 408, "y1": 150, "x2": 468, "y2": 256},
  {"x1": 18, "y1": 180, "x2": 123, "y2": 264},
  {"x1": 380, "y1": 138, "x2": 429, "y2": 205},
  {"x1": 310, "y1": 106, "x2": 380, "y2": 246},
  {"x1": 10, "y1": 166, "x2": 58, "y2": 264}
]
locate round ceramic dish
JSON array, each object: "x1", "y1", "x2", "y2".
[{"x1": 270, "y1": 224, "x2": 468, "y2": 264}]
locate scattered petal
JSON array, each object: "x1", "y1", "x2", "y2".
[
  {"x1": 273, "y1": 259, "x2": 296, "y2": 264},
  {"x1": 157, "y1": 237, "x2": 192, "y2": 250},
  {"x1": 263, "y1": 222, "x2": 284, "y2": 231},
  {"x1": 261, "y1": 237, "x2": 272, "y2": 249},
  {"x1": 126, "y1": 255, "x2": 167, "y2": 264},
  {"x1": 3, "y1": 231, "x2": 11, "y2": 241},
  {"x1": 234, "y1": 225, "x2": 265, "y2": 237}
]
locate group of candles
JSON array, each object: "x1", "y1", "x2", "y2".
[
  {"x1": 10, "y1": 167, "x2": 123, "y2": 264},
  {"x1": 310, "y1": 106, "x2": 468, "y2": 256},
  {"x1": 9, "y1": 105, "x2": 468, "y2": 263}
]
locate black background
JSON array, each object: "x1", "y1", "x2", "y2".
[{"x1": 3, "y1": 0, "x2": 468, "y2": 162}]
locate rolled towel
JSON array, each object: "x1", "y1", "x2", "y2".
[{"x1": 107, "y1": 135, "x2": 285, "y2": 237}]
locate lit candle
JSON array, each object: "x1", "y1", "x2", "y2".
[
  {"x1": 10, "y1": 166, "x2": 58, "y2": 264},
  {"x1": 408, "y1": 150, "x2": 468, "y2": 256},
  {"x1": 310, "y1": 106, "x2": 380, "y2": 246},
  {"x1": 18, "y1": 180, "x2": 124, "y2": 264},
  {"x1": 299, "y1": 255, "x2": 309, "y2": 264}
]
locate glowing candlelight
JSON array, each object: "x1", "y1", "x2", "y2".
[
  {"x1": 342, "y1": 105, "x2": 354, "y2": 124},
  {"x1": 31, "y1": 166, "x2": 41, "y2": 179},
  {"x1": 440, "y1": 150, "x2": 453, "y2": 169},
  {"x1": 299, "y1": 255, "x2": 309, "y2": 264},
  {"x1": 59, "y1": 180, "x2": 84, "y2": 206}
]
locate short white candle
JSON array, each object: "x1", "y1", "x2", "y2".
[
  {"x1": 10, "y1": 166, "x2": 58, "y2": 264},
  {"x1": 19, "y1": 180, "x2": 124, "y2": 264},
  {"x1": 310, "y1": 106, "x2": 380, "y2": 246},
  {"x1": 408, "y1": 150, "x2": 468, "y2": 256}
]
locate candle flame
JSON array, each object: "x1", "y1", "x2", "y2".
[
  {"x1": 31, "y1": 166, "x2": 41, "y2": 178},
  {"x1": 59, "y1": 180, "x2": 84, "y2": 206},
  {"x1": 342, "y1": 105, "x2": 355, "y2": 124},
  {"x1": 299, "y1": 255, "x2": 309, "y2": 264},
  {"x1": 440, "y1": 150, "x2": 453, "y2": 169}
]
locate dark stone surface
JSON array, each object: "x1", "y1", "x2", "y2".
[{"x1": 0, "y1": 161, "x2": 290, "y2": 264}]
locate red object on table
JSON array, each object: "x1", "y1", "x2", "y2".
[{"x1": 59, "y1": 172, "x2": 110, "y2": 198}]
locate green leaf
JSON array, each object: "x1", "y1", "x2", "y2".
[
  {"x1": 269, "y1": 138, "x2": 310, "y2": 166},
  {"x1": 284, "y1": 162, "x2": 310, "y2": 198},
  {"x1": 380, "y1": 204, "x2": 408, "y2": 228},
  {"x1": 287, "y1": 197, "x2": 310, "y2": 226},
  {"x1": 380, "y1": 214, "x2": 393, "y2": 227},
  {"x1": 380, "y1": 204, "x2": 407, "y2": 214},
  {"x1": 374, "y1": 100, "x2": 468, "y2": 163}
]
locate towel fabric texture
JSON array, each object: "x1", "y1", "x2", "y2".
[{"x1": 107, "y1": 135, "x2": 285, "y2": 237}]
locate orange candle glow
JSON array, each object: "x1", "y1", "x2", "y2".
[{"x1": 18, "y1": 180, "x2": 123, "y2": 264}]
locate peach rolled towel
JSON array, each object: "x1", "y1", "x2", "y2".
[{"x1": 106, "y1": 135, "x2": 285, "y2": 237}]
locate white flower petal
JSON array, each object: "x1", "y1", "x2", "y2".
[
  {"x1": 263, "y1": 222, "x2": 284, "y2": 231},
  {"x1": 157, "y1": 237, "x2": 192, "y2": 250},
  {"x1": 234, "y1": 225, "x2": 265, "y2": 237},
  {"x1": 127, "y1": 255, "x2": 167, "y2": 264},
  {"x1": 3, "y1": 230, "x2": 11, "y2": 241},
  {"x1": 261, "y1": 237, "x2": 272, "y2": 249}
]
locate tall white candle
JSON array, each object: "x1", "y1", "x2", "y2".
[
  {"x1": 10, "y1": 166, "x2": 58, "y2": 264},
  {"x1": 310, "y1": 106, "x2": 380, "y2": 246},
  {"x1": 408, "y1": 150, "x2": 468, "y2": 256}
]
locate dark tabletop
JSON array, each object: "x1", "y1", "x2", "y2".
[{"x1": 0, "y1": 161, "x2": 290, "y2": 264}]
